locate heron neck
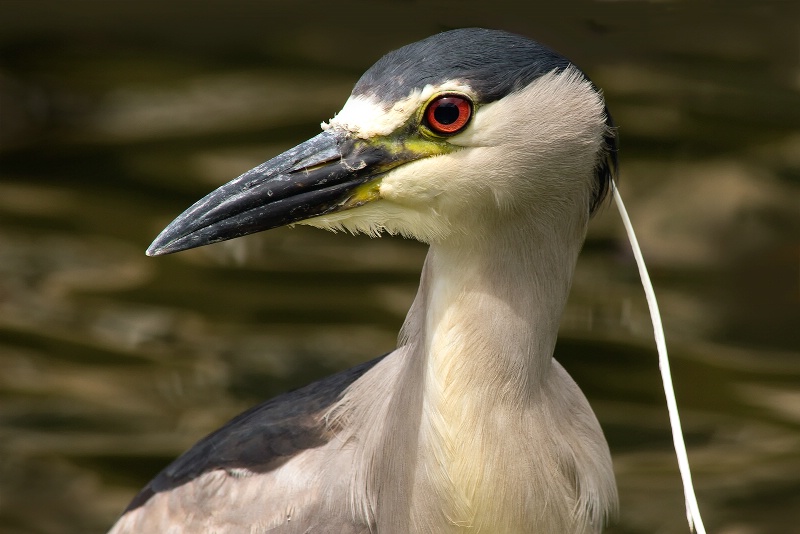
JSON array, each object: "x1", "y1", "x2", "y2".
[
  {"x1": 337, "y1": 211, "x2": 595, "y2": 531},
  {"x1": 412, "y1": 213, "x2": 588, "y2": 396}
]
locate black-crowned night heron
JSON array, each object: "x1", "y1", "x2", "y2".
[{"x1": 110, "y1": 28, "x2": 619, "y2": 533}]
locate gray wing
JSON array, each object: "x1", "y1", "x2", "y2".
[{"x1": 109, "y1": 355, "x2": 386, "y2": 533}]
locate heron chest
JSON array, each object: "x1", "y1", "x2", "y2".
[{"x1": 416, "y1": 359, "x2": 540, "y2": 531}]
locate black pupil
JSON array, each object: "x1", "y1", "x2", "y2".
[{"x1": 433, "y1": 100, "x2": 460, "y2": 125}]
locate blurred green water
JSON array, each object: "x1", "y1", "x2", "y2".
[{"x1": 0, "y1": 1, "x2": 798, "y2": 533}]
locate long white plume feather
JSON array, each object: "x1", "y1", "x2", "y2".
[{"x1": 612, "y1": 182, "x2": 706, "y2": 534}]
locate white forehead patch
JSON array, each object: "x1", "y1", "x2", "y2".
[{"x1": 322, "y1": 81, "x2": 474, "y2": 138}]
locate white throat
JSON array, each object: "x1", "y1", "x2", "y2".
[{"x1": 420, "y1": 221, "x2": 582, "y2": 398}]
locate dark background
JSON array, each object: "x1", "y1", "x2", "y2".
[{"x1": 1, "y1": 1, "x2": 798, "y2": 532}]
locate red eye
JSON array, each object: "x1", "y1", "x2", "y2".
[{"x1": 424, "y1": 95, "x2": 472, "y2": 135}]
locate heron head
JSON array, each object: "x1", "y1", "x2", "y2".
[{"x1": 147, "y1": 28, "x2": 616, "y2": 256}]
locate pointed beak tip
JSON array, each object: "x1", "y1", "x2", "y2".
[
  {"x1": 145, "y1": 244, "x2": 163, "y2": 257},
  {"x1": 145, "y1": 237, "x2": 174, "y2": 257}
]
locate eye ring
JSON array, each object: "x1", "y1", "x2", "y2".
[{"x1": 423, "y1": 94, "x2": 473, "y2": 136}]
